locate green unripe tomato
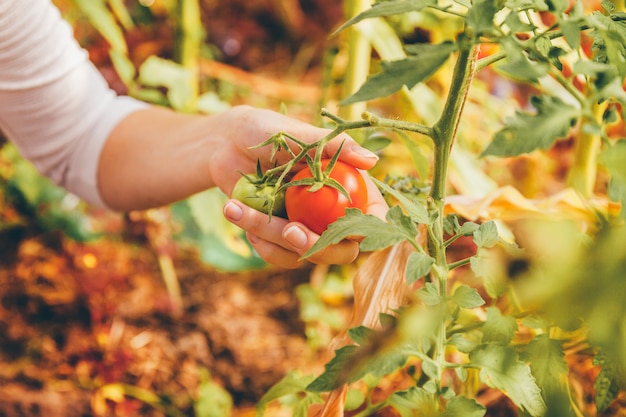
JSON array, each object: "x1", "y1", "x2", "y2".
[{"x1": 232, "y1": 175, "x2": 287, "y2": 217}]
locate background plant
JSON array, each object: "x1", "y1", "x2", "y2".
[{"x1": 256, "y1": 0, "x2": 626, "y2": 415}]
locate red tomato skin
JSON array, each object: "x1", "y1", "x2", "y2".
[{"x1": 285, "y1": 160, "x2": 368, "y2": 235}]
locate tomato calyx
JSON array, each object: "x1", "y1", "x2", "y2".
[
  {"x1": 232, "y1": 161, "x2": 287, "y2": 218},
  {"x1": 281, "y1": 146, "x2": 353, "y2": 202}
]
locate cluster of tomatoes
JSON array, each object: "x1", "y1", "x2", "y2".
[{"x1": 231, "y1": 159, "x2": 368, "y2": 235}]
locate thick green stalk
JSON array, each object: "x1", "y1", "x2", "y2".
[{"x1": 426, "y1": 38, "x2": 478, "y2": 399}]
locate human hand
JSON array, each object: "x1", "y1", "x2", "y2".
[{"x1": 214, "y1": 105, "x2": 388, "y2": 268}]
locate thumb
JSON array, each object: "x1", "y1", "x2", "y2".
[{"x1": 323, "y1": 133, "x2": 379, "y2": 170}]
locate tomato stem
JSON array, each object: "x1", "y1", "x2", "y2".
[{"x1": 426, "y1": 32, "x2": 478, "y2": 400}]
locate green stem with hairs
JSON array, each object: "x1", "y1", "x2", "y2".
[{"x1": 426, "y1": 35, "x2": 478, "y2": 400}]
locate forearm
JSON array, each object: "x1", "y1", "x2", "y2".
[{"x1": 98, "y1": 105, "x2": 219, "y2": 211}]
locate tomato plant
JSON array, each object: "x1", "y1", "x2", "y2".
[{"x1": 285, "y1": 159, "x2": 368, "y2": 235}]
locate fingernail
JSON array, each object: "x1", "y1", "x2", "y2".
[
  {"x1": 223, "y1": 201, "x2": 243, "y2": 221},
  {"x1": 351, "y1": 144, "x2": 379, "y2": 160},
  {"x1": 284, "y1": 225, "x2": 308, "y2": 249},
  {"x1": 246, "y1": 232, "x2": 258, "y2": 244}
]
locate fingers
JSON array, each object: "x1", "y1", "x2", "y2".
[
  {"x1": 223, "y1": 199, "x2": 361, "y2": 268},
  {"x1": 282, "y1": 223, "x2": 360, "y2": 265},
  {"x1": 323, "y1": 133, "x2": 380, "y2": 170}
]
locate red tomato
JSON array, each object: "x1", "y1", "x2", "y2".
[{"x1": 285, "y1": 160, "x2": 368, "y2": 234}]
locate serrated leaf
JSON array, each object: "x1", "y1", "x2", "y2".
[
  {"x1": 386, "y1": 386, "x2": 439, "y2": 417},
  {"x1": 306, "y1": 346, "x2": 358, "y2": 392},
  {"x1": 482, "y1": 95, "x2": 580, "y2": 157},
  {"x1": 482, "y1": 307, "x2": 517, "y2": 344},
  {"x1": 560, "y1": 19, "x2": 583, "y2": 50},
  {"x1": 341, "y1": 43, "x2": 457, "y2": 105},
  {"x1": 373, "y1": 178, "x2": 431, "y2": 224},
  {"x1": 385, "y1": 205, "x2": 420, "y2": 244},
  {"x1": 590, "y1": 13, "x2": 626, "y2": 77},
  {"x1": 418, "y1": 282, "x2": 442, "y2": 306},
  {"x1": 302, "y1": 208, "x2": 406, "y2": 258},
  {"x1": 449, "y1": 334, "x2": 478, "y2": 354},
  {"x1": 521, "y1": 334, "x2": 568, "y2": 393},
  {"x1": 465, "y1": 0, "x2": 500, "y2": 36},
  {"x1": 332, "y1": 0, "x2": 436, "y2": 35},
  {"x1": 421, "y1": 358, "x2": 439, "y2": 380},
  {"x1": 348, "y1": 325, "x2": 375, "y2": 345},
  {"x1": 470, "y1": 344, "x2": 547, "y2": 416},
  {"x1": 406, "y1": 252, "x2": 435, "y2": 284},
  {"x1": 496, "y1": 53, "x2": 549, "y2": 83},
  {"x1": 451, "y1": 285, "x2": 486, "y2": 309},
  {"x1": 473, "y1": 221, "x2": 499, "y2": 248},
  {"x1": 441, "y1": 395, "x2": 487, "y2": 417},
  {"x1": 256, "y1": 372, "x2": 316, "y2": 416},
  {"x1": 458, "y1": 221, "x2": 480, "y2": 235},
  {"x1": 306, "y1": 343, "x2": 409, "y2": 392},
  {"x1": 504, "y1": 11, "x2": 535, "y2": 33}
]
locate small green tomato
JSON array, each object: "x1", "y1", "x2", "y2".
[{"x1": 231, "y1": 175, "x2": 286, "y2": 217}]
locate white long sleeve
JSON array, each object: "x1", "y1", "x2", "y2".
[{"x1": 0, "y1": 0, "x2": 147, "y2": 207}]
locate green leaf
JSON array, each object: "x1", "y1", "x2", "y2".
[
  {"x1": 138, "y1": 56, "x2": 196, "y2": 111},
  {"x1": 386, "y1": 386, "x2": 439, "y2": 417},
  {"x1": 589, "y1": 13, "x2": 626, "y2": 78},
  {"x1": 521, "y1": 334, "x2": 568, "y2": 394},
  {"x1": 341, "y1": 42, "x2": 457, "y2": 105},
  {"x1": 255, "y1": 372, "x2": 316, "y2": 417},
  {"x1": 593, "y1": 353, "x2": 621, "y2": 413},
  {"x1": 385, "y1": 205, "x2": 420, "y2": 244},
  {"x1": 442, "y1": 395, "x2": 487, "y2": 417},
  {"x1": 451, "y1": 285, "x2": 485, "y2": 309},
  {"x1": 174, "y1": 190, "x2": 266, "y2": 271},
  {"x1": 495, "y1": 52, "x2": 549, "y2": 83},
  {"x1": 195, "y1": 369, "x2": 233, "y2": 417},
  {"x1": 406, "y1": 252, "x2": 435, "y2": 284},
  {"x1": 504, "y1": 11, "x2": 535, "y2": 33},
  {"x1": 470, "y1": 344, "x2": 547, "y2": 416},
  {"x1": 332, "y1": 0, "x2": 437, "y2": 35},
  {"x1": 465, "y1": 0, "x2": 501, "y2": 36},
  {"x1": 560, "y1": 19, "x2": 583, "y2": 50},
  {"x1": 482, "y1": 95, "x2": 580, "y2": 157},
  {"x1": 418, "y1": 282, "x2": 442, "y2": 306},
  {"x1": 306, "y1": 343, "x2": 409, "y2": 392},
  {"x1": 470, "y1": 248, "x2": 509, "y2": 298},
  {"x1": 473, "y1": 221, "x2": 499, "y2": 248},
  {"x1": 373, "y1": 178, "x2": 431, "y2": 224},
  {"x1": 302, "y1": 209, "x2": 404, "y2": 258},
  {"x1": 448, "y1": 334, "x2": 478, "y2": 354},
  {"x1": 348, "y1": 325, "x2": 375, "y2": 345},
  {"x1": 306, "y1": 346, "x2": 357, "y2": 392},
  {"x1": 482, "y1": 307, "x2": 517, "y2": 344},
  {"x1": 398, "y1": 131, "x2": 432, "y2": 180}
]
